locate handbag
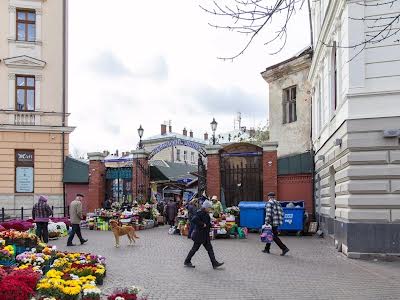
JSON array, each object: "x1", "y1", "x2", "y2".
[{"x1": 260, "y1": 226, "x2": 274, "y2": 243}]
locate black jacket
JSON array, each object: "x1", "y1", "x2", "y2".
[{"x1": 191, "y1": 209, "x2": 211, "y2": 244}]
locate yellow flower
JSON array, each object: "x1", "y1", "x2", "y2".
[
  {"x1": 46, "y1": 269, "x2": 64, "y2": 278},
  {"x1": 62, "y1": 286, "x2": 81, "y2": 295},
  {"x1": 37, "y1": 282, "x2": 52, "y2": 290}
]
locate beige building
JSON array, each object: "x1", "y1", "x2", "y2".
[
  {"x1": 261, "y1": 47, "x2": 312, "y2": 158},
  {"x1": 0, "y1": 0, "x2": 73, "y2": 215}
]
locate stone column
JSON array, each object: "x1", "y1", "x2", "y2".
[
  {"x1": 262, "y1": 142, "x2": 278, "y2": 199},
  {"x1": 206, "y1": 145, "x2": 222, "y2": 198},
  {"x1": 131, "y1": 149, "x2": 150, "y2": 202},
  {"x1": 87, "y1": 152, "x2": 106, "y2": 213}
]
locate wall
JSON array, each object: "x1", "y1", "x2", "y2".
[
  {"x1": 65, "y1": 183, "x2": 89, "y2": 214},
  {"x1": 278, "y1": 174, "x2": 313, "y2": 214}
]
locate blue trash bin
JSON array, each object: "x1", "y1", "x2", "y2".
[
  {"x1": 238, "y1": 202, "x2": 265, "y2": 230},
  {"x1": 278, "y1": 201, "x2": 305, "y2": 232}
]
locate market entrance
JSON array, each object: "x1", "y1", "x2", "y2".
[
  {"x1": 220, "y1": 143, "x2": 263, "y2": 207},
  {"x1": 105, "y1": 167, "x2": 133, "y2": 203}
]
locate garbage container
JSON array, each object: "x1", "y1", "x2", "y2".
[
  {"x1": 238, "y1": 202, "x2": 265, "y2": 230},
  {"x1": 278, "y1": 201, "x2": 305, "y2": 232}
]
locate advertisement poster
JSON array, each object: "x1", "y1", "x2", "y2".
[{"x1": 16, "y1": 167, "x2": 34, "y2": 193}]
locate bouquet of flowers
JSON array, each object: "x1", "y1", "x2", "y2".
[
  {"x1": 226, "y1": 206, "x2": 240, "y2": 217},
  {"x1": 107, "y1": 286, "x2": 147, "y2": 300},
  {"x1": 0, "y1": 245, "x2": 15, "y2": 261}
]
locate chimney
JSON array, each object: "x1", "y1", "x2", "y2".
[
  {"x1": 161, "y1": 124, "x2": 167, "y2": 135},
  {"x1": 183, "y1": 128, "x2": 187, "y2": 136},
  {"x1": 204, "y1": 132, "x2": 209, "y2": 141},
  {"x1": 190, "y1": 130, "x2": 193, "y2": 138},
  {"x1": 168, "y1": 120, "x2": 172, "y2": 133},
  {"x1": 115, "y1": 150, "x2": 119, "y2": 156}
]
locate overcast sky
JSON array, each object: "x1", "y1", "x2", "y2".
[{"x1": 68, "y1": 0, "x2": 310, "y2": 155}]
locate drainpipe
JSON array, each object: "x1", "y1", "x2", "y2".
[{"x1": 62, "y1": 0, "x2": 67, "y2": 216}]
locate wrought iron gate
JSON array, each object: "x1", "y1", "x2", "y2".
[
  {"x1": 198, "y1": 155, "x2": 207, "y2": 195},
  {"x1": 221, "y1": 153, "x2": 263, "y2": 207}
]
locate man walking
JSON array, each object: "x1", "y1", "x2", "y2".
[
  {"x1": 184, "y1": 200, "x2": 224, "y2": 269},
  {"x1": 263, "y1": 192, "x2": 289, "y2": 256},
  {"x1": 67, "y1": 193, "x2": 88, "y2": 246},
  {"x1": 32, "y1": 195, "x2": 53, "y2": 243}
]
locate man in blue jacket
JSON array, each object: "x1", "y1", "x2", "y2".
[{"x1": 184, "y1": 200, "x2": 224, "y2": 269}]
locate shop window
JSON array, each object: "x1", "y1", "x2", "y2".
[
  {"x1": 283, "y1": 86, "x2": 297, "y2": 124},
  {"x1": 15, "y1": 150, "x2": 34, "y2": 193},
  {"x1": 17, "y1": 9, "x2": 36, "y2": 42},
  {"x1": 176, "y1": 149, "x2": 181, "y2": 161},
  {"x1": 16, "y1": 75, "x2": 35, "y2": 111}
]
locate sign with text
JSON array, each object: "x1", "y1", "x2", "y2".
[
  {"x1": 16, "y1": 167, "x2": 34, "y2": 193},
  {"x1": 16, "y1": 150, "x2": 34, "y2": 164},
  {"x1": 149, "y1": 138, "x2": 206, "y2": 159}
]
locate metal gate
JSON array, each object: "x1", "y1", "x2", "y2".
[
  {"x1": 221, "y1": 153, "x2": 263, "y2": 207},
  {"x1": 106, "y1": 167, "x2": 132, "y2": 203},
  {"x1": 198, "y1": 155, "x2": 207, "y2": 195}
]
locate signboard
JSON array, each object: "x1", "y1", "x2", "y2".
[
  {"x1": 149, "y1": 138, "x2": 206, "y2": 159},
  {"x1": 16, "y1": 167, "x2": 34, "y2": 193},
  {"x1": 16, "y1": 150, "x2": 34, "y2": 164}
]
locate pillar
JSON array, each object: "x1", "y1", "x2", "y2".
[
  {"x1": 206, "y1": 145, "x2": 222, "y2": 198},
  {"x1": 262, "y1": 142, "x2": 278, "y2": 199},
  {"x1": 131, "y1": 149, "x2": 150, "y2": 203},
  {"x1": 87, "y1": 152, "x2": 106, "y2": 213}
]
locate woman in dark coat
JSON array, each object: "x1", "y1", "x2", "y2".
[
  {"x1": 186, "y1": 198, "x2": 198, "y2": 239},
  {"x1": 165, "y1": 200, "x2": 178, "y2": 227},
  {"x1": 184, "y1": 200, "x2": 224, "y2": 269}
]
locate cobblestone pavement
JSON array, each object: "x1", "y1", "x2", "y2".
[{"x1": 52, "y1": 226, "x2": 400, "y2": 300}]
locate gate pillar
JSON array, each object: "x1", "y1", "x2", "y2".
[
  {"x1": 87, "y1": 152, "x2": 107, "y2": 212},
  {"x1": 131, "y1": 149, "x2": 150, "y2": 203},
  {"x1": 206, "y1": 145, "x2": 222, "y2": 199},
  {"x1": 262, "y1": 142, "x2": 278, "y2": 199}
]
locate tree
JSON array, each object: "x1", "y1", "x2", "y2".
[
  {"x1": 201, "y1": 0, "x2": 400, "y2": 60},
  {"x1": 246, "y1": 123, "x2": 270, "y2": 146}
]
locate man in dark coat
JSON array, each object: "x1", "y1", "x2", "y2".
[
  {"x1": 184, "y1": 200, "x2": 224, "y2": 269},
  {"x1": 165, "y1": 200, "x2": 178, "y2": 227}
]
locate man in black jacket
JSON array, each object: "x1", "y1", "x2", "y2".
[{"x1": 184, "y1": 200, "x2": 224, "y2": 269}]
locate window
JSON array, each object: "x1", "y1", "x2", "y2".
[
  {"x1": 17, "y1": 9, "x2": 36, "y2": 42},
  {"x1": 184, "y1": 151, "x2": 188, "y2": 162},
  {"x1": 191, "y1": 152, "x2": 195, "y2": 163},
  {"x1": 283, "y1": 86, "x2": 297, "y2": 124},
  {"x1": 15, "y1": 150, "x2": 34, "y2": 193},
  {"x1": 16, "y1": 75, "x2": 35, "y2": 111},
  {"x1": 331, "y1": 41, "x2": 338, "y2": 111},
  {"x1": 176, "y1": 149, "x2": 181, "y2": 161}
]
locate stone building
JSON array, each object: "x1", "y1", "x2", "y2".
[
  {"x1": 0, "y1": 0, "x2": 73, "y2": 215},
  {"x1": 142, "y1": 122, "x2": 207, "y2": 166},
  {"x1": 310, "y1": 0, "x2": 400, "y2": 256}
]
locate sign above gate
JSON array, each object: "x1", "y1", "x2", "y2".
[{"x1": 149, "y1": 138, "x2": 206, "y2": 159}]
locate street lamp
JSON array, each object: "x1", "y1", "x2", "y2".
[
  {"x1": 210, "y1": 118, "x2": 218, "y2": 145},
  {"x1": 137, "y1": 125, "x2": 144, "y2": 149}
]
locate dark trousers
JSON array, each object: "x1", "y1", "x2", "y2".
[
  {"x1": 264, "y1": 227, "x2": 287, "y2": 251},
  {"x1": 185, "y1": 239, "x2": 217, "y2": 266},
  {"x1": 36, "y1": 222, "x2": 49, "y2": 243},
  {"x1": 188, "y1": 221, "x2": 195, "y2": 239},
  {"x1": 67, "y1": 224, "x2": 84, "y2": 245}
]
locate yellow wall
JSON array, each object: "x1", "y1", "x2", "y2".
[{"x1": 0, "y1": 131, "x2": 69, "y2": 195}]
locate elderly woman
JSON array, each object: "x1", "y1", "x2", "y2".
[{"x1": 211, "y1": 195, "x2": 223, "y2": 218}]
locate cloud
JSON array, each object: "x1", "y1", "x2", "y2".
[
  {"x1": 187, "y1": 85, "x2": 267, "y2": 117},
  {"x1": 89, "y1": 51, "x2": 132, "y2": 77},
  {"x1": 88, "y1": 51, "x2": 168, "y2": 80}
]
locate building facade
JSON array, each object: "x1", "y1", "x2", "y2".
[
  {"x1": 142, "y1": 123, "x2": 207, "y2": 166},
  {"x1": 0, "y1": 0, "x2": 73, "y2": 215},
  {"x1": 262, "y1": 47, "x2": 312, "y2": 158},
  {"x1": 310, "y1": 0, "x2": 400, "y2": 255}
]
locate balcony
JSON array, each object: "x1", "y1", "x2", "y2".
[{"x1": 14, "y1": 112, "x2": 36, "y2": 125}]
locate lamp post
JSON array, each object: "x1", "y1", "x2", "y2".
[
  {"x1": 210, "y1": 118, "x2": 218, "y2": 145},
  {"x1": 137, "y1": 125, "x2": 144, "y2": 149}
]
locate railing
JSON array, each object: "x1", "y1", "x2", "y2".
[
  {"x1": 14, "y1": 112, "x2": 36, "y2": 125},
  {"x1": 1, "y1": 206, "x2": 69, "y2": 223}
]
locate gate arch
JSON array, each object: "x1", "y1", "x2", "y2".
[{"x1": 148, "y1": 138, "x2": 206, "y2": 160}]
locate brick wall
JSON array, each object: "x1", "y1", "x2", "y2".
[
  {"x1": 262, "y1": 151, "x2": 278, "y2": 199},
  {"x1": 278, "y1": 174, "x2": 313, "y2": 214},
  {"x1": 206, "y1": 154, "x2": 221, "y2": 198},
  {"x1": 65, "y1": 183, "x2": 89, "y2": 213},
  {"x1": 87, "y1": 160, "x2": 106, "y2": 212}
]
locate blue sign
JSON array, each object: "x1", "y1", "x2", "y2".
[{"x1": 149, "y1": 138, "x2": 206, "y2": 159}]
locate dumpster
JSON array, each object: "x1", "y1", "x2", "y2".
[
  {"x1": 278, "y1": 201, "x2": 305, "y2": 232},
  {"x1": 238, "y1": 202, "x2": 265, "y2": 230}
]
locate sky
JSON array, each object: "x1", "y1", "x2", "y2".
[{"x1": 68, "y1": 0, "x2": 310, "y2": 156}]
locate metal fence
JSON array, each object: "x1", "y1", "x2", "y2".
[{"x1": 1, "y1": 206, "x2": 69, "y2": 223}]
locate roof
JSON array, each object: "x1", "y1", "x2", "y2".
[
  {"x1": 261, "y1": 46, "x2": 313, "y2": 74},
  {"x1": 217, "y1": 129, "x2": 252, "y2": 144},
  {"x1": 150, "y1": 160, "x2": 197, "y2": 182},
  {"x1": 63, "y1": 156, "x2": 89, "y2": 183},
  {"x1": 143, "y1": 132, "x2": 206, "y2": 145}
]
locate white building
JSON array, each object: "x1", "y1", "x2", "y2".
[
  {"x1": 310, "y1": 0, "x2": 400, "y2": 256},
  {"x1": 142, "y1": 122, "x2": 207, "y2": 166},
  {"x1": 0, "y1": 0, "x2": 73, "y2": 215}
]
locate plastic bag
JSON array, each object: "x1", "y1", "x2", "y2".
[{"x1": 260, "y1": 225, "x2": 274, "y2": 243}]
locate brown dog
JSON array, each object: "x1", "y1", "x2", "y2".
[{"x1": 109, "y1": 219, "x2": 139, "y2": 248}]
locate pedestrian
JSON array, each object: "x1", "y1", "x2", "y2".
[
  {"x1": 104, "y1": 198, "x2": 112, "y2": 210},
  {"x1": 32, "y1": 195, "x2": 53, "y2": 243},
  {"x1": 165, "y1": 199, "x2": 178, "y2": 227},
  {"x1": 186, "y1": 198, "x2": 198, "y2": 239},
  {"x1": 211, "y1": 195, "x2": 223, "y2": 218},
  {"x1": 184, "y1": 200, "x2": 224, "y2": 269},
  {"x1": 67, "y1": 193, "x2": 88, "y2": 246},
  {"x1": 263, "y1": 192, "x2": 289, "y2": 256}
]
